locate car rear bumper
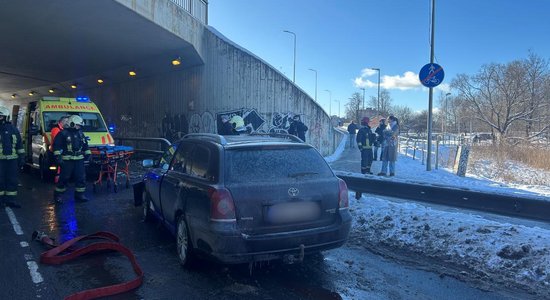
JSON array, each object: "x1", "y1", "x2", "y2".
[{"x1": 196, "y1": 218, "x2": 351, "y2": 264}]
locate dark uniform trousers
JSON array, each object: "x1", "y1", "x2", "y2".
[
  {"x1": 0, "y1": 159, "x2": 18, "y2": 204},
  {"x1": 357, "y1": 126, "x2": 374, "y2": 174},
  {"x1": 55, "y1": 159, "x2": 86, "y2": 197},
  {"x1": 360, "y1": 148, "x2": 373, "y2": 174}
]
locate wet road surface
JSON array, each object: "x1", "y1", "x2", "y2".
[{"x1": 0, "y1": 170, "x2": 528, "y2": 299}]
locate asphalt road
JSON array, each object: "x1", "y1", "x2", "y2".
[{"x1": 0, "y1": 170, "x2": 527, "y2": 300}]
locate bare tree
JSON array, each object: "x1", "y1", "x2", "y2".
[
  {"x1": 451, "y1": 54, "x2": 549, "y2": 144},
  {"x1": 391, "y1": 105, "x2": 413, "y2": 133},
  {"x1": 409, "y1": 110, "x2": 428, "y2": 135},
  {"x1": 367, "y1": 89, "x2": 393, "y2": 115},
  {"x1": 345, "y1": 92, "x2": 362, "y2": 123},
  {"x1": 523, "y1": 52, "x2": 550, "y2": 140}
]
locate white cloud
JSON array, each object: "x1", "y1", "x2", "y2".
[{"x1": 354, "y1": 70, "x2": 422, "y2": 90}]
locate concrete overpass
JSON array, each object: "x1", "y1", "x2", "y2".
[{"x1": 0, "y1": 0, "x2": 340, "y2": 155}]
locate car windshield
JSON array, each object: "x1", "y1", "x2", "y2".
[
  {"x1": 225, "y1": 147, "x2": 333, "y2": 184},
  {"x1": 43, "y1": 112, "x2": 107, "y2": 132}
]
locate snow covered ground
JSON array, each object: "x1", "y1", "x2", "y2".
[{"x1": 326, "y1": 134, "x2": 550, "y2": 298}]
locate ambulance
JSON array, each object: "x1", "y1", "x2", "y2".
[{"x1": 20, "y1": 96, "x2": 114, "y2": 180}]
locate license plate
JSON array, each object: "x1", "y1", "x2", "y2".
[{"x1": 266, "y1": 201, "x2": 321, "y2": 224}]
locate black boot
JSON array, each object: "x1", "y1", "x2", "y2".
[
  {"x1": 5, "y1": 196, "x2": 21, "y2": 208},
  {"x1": 6, "y1": 201, "x2": 21, "y2": 208},
  {"x1": 75, "y1": 193, "x2": 89, "y2": 202}
]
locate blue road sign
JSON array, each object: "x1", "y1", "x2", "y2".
[{"x1": 419, "y1": 63, "x2": 445, "y2": 88}]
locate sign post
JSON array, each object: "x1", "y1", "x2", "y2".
[{"x1": 419, "y1": 0, "x2": 443, "y2": 171}]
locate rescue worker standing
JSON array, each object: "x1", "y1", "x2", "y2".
[
  {"x1": 0, "y1": 106, "x2": 25, "y2": 208},
  {"x1": 356, "y1": 117, "x2": 375, "y2": 174},
  {"x1": 373, "y1": 118, "x2": 386, "y2": 160},
  {"x1": 50, "y1": 116, "x2": 70, "y2": 184},
  {"x1": 52, "y1": 115, "x2": 91, "y2": 203}
]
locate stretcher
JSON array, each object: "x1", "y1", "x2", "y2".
[{"x1": 89, "y1": 145, "x2": 134, "y2": 193}]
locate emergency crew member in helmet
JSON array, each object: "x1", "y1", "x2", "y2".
[
  {"x1": 356, "y1": 117, "x2": 375, "y2": 174},
  {"x1": 52, "y1": 115, "x2": 91, "y2": 203},
  {"x1": 0, "y1": 106, "x2": 25, "y2": 208}
]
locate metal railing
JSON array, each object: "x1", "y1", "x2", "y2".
[
  {"x1": 114, "y1": 137, "x2": 171, "y2": 156},
  {"x1": 170, "y1": 0, "x2": 208, "y2": 24},
  {"x1": 338, "y1": 172, "x2": 550, "y2": 222}
]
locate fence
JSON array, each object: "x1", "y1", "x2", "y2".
[
  {"x1": 401, "y1": 135, "x2": 460, "y2": 171},
  {"x1": 169, "y1": 0, "x2": 208, "y2": 24}
]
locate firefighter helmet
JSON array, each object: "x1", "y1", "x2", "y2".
[
  {"x1": 69, "y1": 115, "x2": 84, "y2": 127},
  {"x1": 0, "y1": 106, "x2": 9, "y2": 118},
  {"x1": 361, "y1": 117, "x2": 370, "y2": 126}
]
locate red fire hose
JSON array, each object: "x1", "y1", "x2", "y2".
[{"x1": 34, "y1": 231, "x2": 144, "y2": 300}]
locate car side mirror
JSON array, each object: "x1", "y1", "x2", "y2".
[{"x1": 142, "y1": 159, "x2": 154, "y2": 168}]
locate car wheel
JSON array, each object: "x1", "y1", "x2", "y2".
[
  {"x1": 142, "y1": 191, "x2": 153, "y2": 222},
  {"x1": 176, "y1": 215, "x2": 193, "y2": 266}
]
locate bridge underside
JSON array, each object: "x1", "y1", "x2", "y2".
[{"x1": 0, "y1": 0, "x2": 202, "y2": 99}]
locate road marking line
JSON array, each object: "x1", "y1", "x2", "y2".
[
  {"x1": 26, "y1": 261, "x2": 44, "y2": 284},
  {"x1": 5, "y1": 207, "x2": 23, "y2": 235},
  {"x1": 4, "y1": 207, "x2": 46, "y2": 289}
]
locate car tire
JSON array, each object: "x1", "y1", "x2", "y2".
[
  {"x1": 142, "y1": 191, "x2": 153, "y2": 222},
  {"x1": 176, "y1": 214, "x2": 193, "y2": 267}
]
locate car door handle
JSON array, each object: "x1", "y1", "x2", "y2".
[{"x1": 177, "y1": 181, "x2": 185, "y2": 188}]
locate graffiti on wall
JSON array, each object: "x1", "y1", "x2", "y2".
[
  {"x1": 216, "y1": 109, "x2": 266, "y2": 133},
  {"x1": 215, "y1": 109, "x2": 309, "y2": 135},
  {"x1": 189, "y1": 112, "x2": 216, "y2": 134}
]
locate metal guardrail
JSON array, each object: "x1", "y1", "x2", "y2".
[
  {"x1": 337, "y1": 173, "x2": 550, "y2": 222},
  {"x1": 114, "y1": 137, "x2": 171, "y2": 156},
  {"x1": 169, "y1": 0, "x2": 208, "y2": 24}
]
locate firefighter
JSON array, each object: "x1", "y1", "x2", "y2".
[
  {"x1": 356, "y1": 116, "x2": 375, "y2": 174},
  {"x1": 50, "y1": 116, "x2": 70, "y2": 184},
  {"x1": 0, "y1": 106, "x2": 25, "y2": 208},
  {"x1": 52, "y1": 115, "x2": 91, "y2": 203}
]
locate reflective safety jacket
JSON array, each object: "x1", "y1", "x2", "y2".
[
  {"x1": 52, "y1": 128, "x2": 91, "y2": 160},
  {"x1": 356, "y1": 125, "x2": 375, "y2": 150},
  {"x1": 0, "y1": 123, "x2": 24, "y2": 160}
]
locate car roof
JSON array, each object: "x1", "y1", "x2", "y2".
[{"x1": 179, "y1": 133, "x2": 309, "y2": 149}]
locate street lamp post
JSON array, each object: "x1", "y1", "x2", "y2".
[
  {"x1": 309, "y1": 68, "x2": 317, "y2": 102},
  {"x1": 283, "y1": 30, "x2": 296, "y2": 83},
  {"x1": 334, "y1": 99, "x2": 341, "y2": 118},
  {"x1": 324, "y1": 89, "x2": 332, "y2": 117},
  {"x1": 374, "y1": 69, "x2": 381, "y2": 113}
]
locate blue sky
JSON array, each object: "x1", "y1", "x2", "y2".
[{"x1": 208, "y1": 0, "x2": 550, "y2": 116}]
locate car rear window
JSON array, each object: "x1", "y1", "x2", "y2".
[{"x1": 225, "y1": 146, "x2": 333, "y2": 183}]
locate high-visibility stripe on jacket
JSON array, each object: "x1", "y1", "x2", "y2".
[
  {"x1": 0, "y1": 123, "x2": 24, "y2": 160},
  {"x1": 356, "y1": 126, "x2": 375, "y2": 150},
  {"x1": 52, "y1": 128, "x2": 90, "y2": 161}
]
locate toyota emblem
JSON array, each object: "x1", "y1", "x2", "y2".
[{"x1": 288, "y1": 187, "x2": 299, "y2": 197}]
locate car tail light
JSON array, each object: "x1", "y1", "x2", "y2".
[
  {"x1": 208, "y1": 188, "x2": 237, "y2": 222},
  {"x1": 338, "y1": 179, "x2": 349, "y2": 210}
]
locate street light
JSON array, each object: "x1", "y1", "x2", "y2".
[
  {"x1": 360, "y1": 88, "x2": 366, "y2": 110},
  {"x1": 283, "y1": 30, "x2": 296, "y2": 83},
  {"x1": 369, "y1": 68, "x2": 380, "y2": 113},
  {"x1": 334, "y1": 99, "x2": 341, "y2": 118},
  {"x1": 324, "y1": 89, "x2": 332, "y2": 116},
  {"x1": 308, "y1": 68, "x2": 317, "y2": 102}
]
